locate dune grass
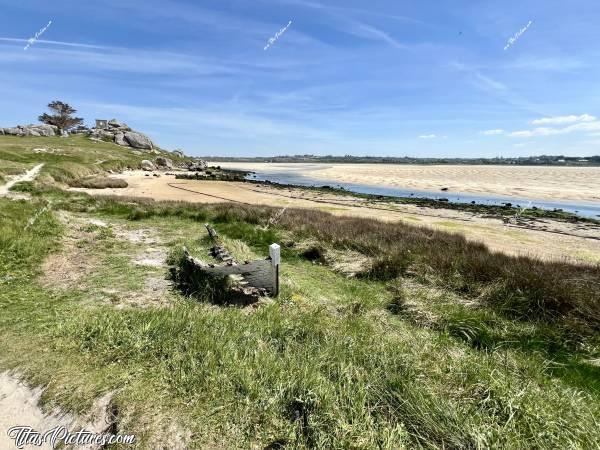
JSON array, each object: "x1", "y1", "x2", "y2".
[{"x1": 1, "y1": 184, "x2": 599, "y2": 448}]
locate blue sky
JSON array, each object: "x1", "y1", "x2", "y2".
[{"x1": 1, "y1": 0, "x2": 599, "y2": 157}]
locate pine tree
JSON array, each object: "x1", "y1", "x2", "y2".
[{"x1": 38, "y1": 101, "x2": 83, "y2": 133}]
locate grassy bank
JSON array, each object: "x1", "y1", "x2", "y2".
[
  {"x1": 1, "y1": 181, "x2": 599, "y2": 448},
  {"x1": 0, "y1": 134, "x2": 190, "y2": 185}
]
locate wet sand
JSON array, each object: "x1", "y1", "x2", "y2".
[{"x1": 212, "y1": 162, "x2": 600, "y2": 204}]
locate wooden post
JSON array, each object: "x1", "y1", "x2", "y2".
[{"x1": 269, "y1": 243, "x2": 281, "y2": 297}]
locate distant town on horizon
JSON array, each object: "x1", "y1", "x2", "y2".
[{"x1": 202, "y1": 154, "x2": 600, "y2": 166}]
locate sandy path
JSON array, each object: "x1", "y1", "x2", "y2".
[
  {"x1": 0, "y1": 372, "x2": 117, "y2": 450},
  {"x1": 0, "y1": 164, "x2": 44, "y2": 196},
  {"x1": 69, "y1": 171, "x2": 600, "y2": 264},
  {"x1": 0, "y1": 373, "x2": 75, "y2": 449},
  {"x1": 213, "y1": 162, "x2": 600, "y2": 204}
]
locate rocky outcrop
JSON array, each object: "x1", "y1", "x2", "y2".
[
  {"x1": 141, "y1": 160, "x2": 156, "y2": 171},
  {"x1": 124, "y1": 131, "x2": 153, "y2": 150},
  {"x1": 114, "y1": 132, "x2": 127, "y2": 146},
  {"x1": 186, "y1": 159, "x2": 208, "y2": 171},
  {"x1": 88, "y1": 119, "x2": 155, "y2": 150},
  {"x1": 155, "y1": 157, "x2": 173, "y2": 169},
  {"x1": 1, "y1": 124, "x2": 59, "y2": 137}
]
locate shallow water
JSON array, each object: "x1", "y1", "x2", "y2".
[{"x1": 244, "y1": 168, "x2": 600, "y2": 219}]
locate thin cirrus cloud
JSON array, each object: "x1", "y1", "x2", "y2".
[
  {"x1": 418, "y1": 134, "x2": 436, "y2": 139},
  {"x1": 0, "y1": 37, "x2": 108, "y2": 49},
  {"x1": 0, "y1": 39, "x2": 262, "y2": 76},
  {"x1": 509, "y1": 115, "x2": 600, "y2": 138},
  {"x1": 531, "y1": 114, "x2": 596, "y2": 125},
  {"x1": 269, "y1": 0, "x2": 411, "y2": 49},
  {"x1": 481, "y1": 129, "x2": 504, "y2": 135}
]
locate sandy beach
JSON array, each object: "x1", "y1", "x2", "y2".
[
  {"x1": 70, "y1": 170, "x2": 600, "y2": 264},
  {"x1": 212, "y1": 163, "x2": 600, "y2": 204}
]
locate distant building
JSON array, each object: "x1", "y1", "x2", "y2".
[{"x1": 95, "y1": 119, "x2": 108, "y2": 129}]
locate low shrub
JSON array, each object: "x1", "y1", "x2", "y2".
[{"x1": 69, "y1": 177, "x2": 128, "y2": 189}]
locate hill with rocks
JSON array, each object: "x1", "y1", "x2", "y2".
[{"x1": 2, "y1": 119, "x2": 158, "y2": 152}]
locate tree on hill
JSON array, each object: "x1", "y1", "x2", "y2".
[{"x1": 38, "y1": 101, "x2": 83, "y2": 133}]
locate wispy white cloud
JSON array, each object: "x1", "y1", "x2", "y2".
[
  {"x1": 473, "y1": 72, "x2": 507, "y2": 91},
  {"x1": 268, "y1": 0, "x2": 410, "y2": 49},
  {"x1": 418, "y1": 134, "x2": 436, "y2": 139},
  {"x1": 449, "y1": 61, "x2": 547, "y2": 116},
  {"x1": 0, "y1": 37, "x2": 108, "y2": 49},
  {"x1": 270, "y1": 0, "x2": 422, "y2": 24},
  {"x1": 345, "y1": 21, "x2": 408, "y2": 49},
  {"x1": 0, "y1": 40, "x2": 267, "y2": 76},
  {"x1": 481, "y1": 129, "x2": 504, "y2": 135},
  {"x1": 86, "y1": 101, "x2": 339, "y2": 141},
  {"x1": 510, "y1": 119, "x2": 600, "y2": 137},
  {"x1": 531, "y1": 114, "x2": 596, "y2": 125},
  {"x1": 503, "y1": 56, "x2": 585, "y2": 72}
]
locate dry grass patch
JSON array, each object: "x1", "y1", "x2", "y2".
[{"x1": 38, "y1": 212, "x2": 102, "y2": 290}]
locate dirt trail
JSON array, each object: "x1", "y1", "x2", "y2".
[
  {"x1": 0, "y1": 372, "x2": 115, "y2": 450},
  {"x1": 0, "y1": 164, "x2": 44, "y2": 196}
]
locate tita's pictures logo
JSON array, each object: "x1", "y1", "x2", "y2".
[
  {"x1": 24, "y1": 20, "x2": 52, "y2": 50},
  {"x1": 264, "y1": 20, "x2": 293, "y2": 50},
  {"x1": 7, "y1": 426, "x2": 136, "y2": 449},
  {"x1": 504, "y1": 20, "x2": 533, "y2": 50}
]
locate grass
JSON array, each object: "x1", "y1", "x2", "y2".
[
  {"x1": 271, "y1": 207, "x2": 600, "y2": 326},
  {"x1": 0, "y1": 134, "x2": 191, "y2": 185},
  {"x1": 1, "y1": 185, "x2": 599, "y2": 448},
  {"x1": 1, "y1": 140, "x2": 600, "y2": 449}
]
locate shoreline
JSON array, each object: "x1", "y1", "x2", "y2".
[
  {"x1": 239, "y1": 178, "x2": 600, "y2": 224},
  {"x1": 67, "y1": 170, "x2": 600, "y2": 264},
  {"x1": 209, "y1": 162, "x2": 600, "y2": 221}
]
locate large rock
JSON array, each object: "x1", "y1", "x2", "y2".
[
  {"x1": 124, "y1": 131, "x2": 154, "y2": 150},
  {"x1": 108, "y1": 119, "x2": 125, "y2": 128},
  {"x1": 141, "y1": 160, "x2": 156, "y2": 171},
  {"x1": 188, "y1": 160, "x2": 207, "y2": 171},
  {"x1": 155, "y1": 157, "x2": 173, "y2": 169},
  {"x1": 3, "y1": 127, "x2": 24, "y2": 136},
  {"x1": 114, "y1": 132, "x2": 128, "y2": 146},
  {"x1": 31, "y1": 124, "x2": 59, "y2": 136},
  {"x1": 107, "y1": 119, "x2": 131, "y2": 131},
  {"x1": 173, "y1": 149, "x2": 185, "y2": 158},
  {"x1": 92, "y1": 130, "x2": 116, "y2": 141},
  {"x1": 1, "y1": 124, "x2": 59, "y2": 137}
]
